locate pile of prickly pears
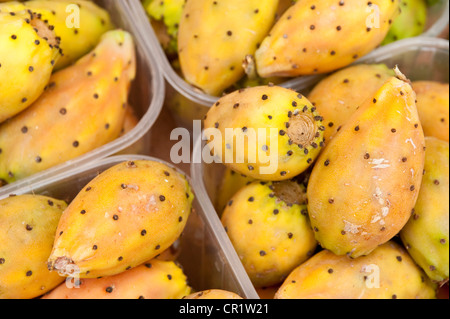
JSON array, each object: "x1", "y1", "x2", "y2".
[
  {"x1": 0, "y1": 0, "x2": 140, "y2": 186},
  {"x1": 143, "y1": 0, "x2": 449, "y2": 299},
  {"x1": 143, "y1": 0, "x2": 438, "y2": 97},
  {"x1": 0, "y1": 159, "x2": 244, "y2": 299}
]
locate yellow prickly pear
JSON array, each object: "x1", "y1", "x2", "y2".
[
  {"x1": 42, "y1": 259, "x2": 192, "y2": 299},
  {"x1": 143, "y1": 0, "x2": 184, "y2": 56},
  {"x1": 184, "y1": 290, "x2": 243, "y2": 299},
  {"x1": 0, "y1": 10, "x2": 60, "y2": 122},
  {"x1": 215, "y1": 168, "x2": 255, "y2": 214},
  {"x1": 47, "y1": 160, "x2": 194, "y2": 279},
  {"x1": 307, "y1": 69, "x2": 425, "y2": 258},
  {"x1": 255, "y1": 0, "x2": 400, "y2": 78},
  {"x1": 221, "y1": 180, "x2": 317, "y2": 288},
  {"x1": 412, "y1": 81, "x2": 449, "y2": 142},
  {"x1": 0, "y1": 29, "x2": 136, "y2": 184},
  {"x1": 203, "y1": 85, "x2": 325, "y2": 181},
  {"x1": 275, "y1": 241, "x2": 437, "y2": 299},
  {"x1": 178, "y1": 0, "x2": 279, "y2": 96},
  {"x1": 382, "y1": 0, "x2": 427, "y2": 45},
  {"x1": 0, "y1": 194, "x2": 67, "y2": 299},
  {"x1": 307, "y1": 64, "x2": 395, "y2": 143},
  {"x1": 23, "y1": 0, "x2": 115, "y2": 70},
  {"x1": 400, "y1": 137, "x2": 449, "y2": 283}
]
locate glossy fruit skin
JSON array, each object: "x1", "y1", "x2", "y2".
[
  {"x1": 400, "y1": 137, "x2": 449, "y2": 283},
  {"x1": 0, "y1": 194, "x2": 67, "y2": 299},
  {"x1": 255, "y1": 0, "x2": 400, "y2": 78},
  {"x1": 274, "y1": 242, "x2": 437, "y2": 299},
  {"x1": 307, "y1": 74, "x2": 425, "y2": 258},
  {"x1": 47, "y1": 160, "x2": 194, "y2": 279}
]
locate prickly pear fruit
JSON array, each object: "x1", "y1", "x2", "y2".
[
  {"x1": 308, "y1": 64, "x2": 395, "y2": 143},
  {"x1": 382, "y1": 0, "x2": 427, "y2": 45},
  {"x1": 23, "y1": 0, "x2": 114, "y2": 70},
  {"x1": 0, "y1": 194, "x2": 67, "y2": 299},
  {"x1": 42, "y1": 259, "x2": 191, "y2": 299},
  {"x1": 203, "y1": 85, "x2": 325, "y2": 181},
  {"x1": 178, "y1": 0, "x2": 279, "y2": 96},
  {"x1": 0, "y1": 1, "x2": 26, "y2": 13},
  {"x1": 0, "y1": 30, "x2": 136, "y2": 184},
  {"x1": 274, "y1": 241, "x2": 436, "y2": 299},
  {"x1": 47, "y1": 160, "x2": 194, "y2": 279},
  {"x1": 400, "y1": 137, "x2": 449, "y2": 283},
  {"x1": 216, "y1": 168, "x2": 255, "y2": 214},
  {"x1": 184, "y1": 289, "x2": 243, "y2": 299},
  {"x1": 307, "y1": 70, "x2": 425, "y2": 258},
  {"x1": 0, "y1": 10, "x2": 60, "y2": 123},
  {"x1": 412, "y1": 81, "x2": 449, "y2": 142},
  {"x1": 221, "y1": 180, "x2": 317, "y2": 288},
  {"x1": 143, "y1": 0, "x2": 184, "y2": 55},
  {"x1": 255, "y1": 0, "x2": 400, "y2": 78}
]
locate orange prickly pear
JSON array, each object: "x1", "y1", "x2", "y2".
[
  {"x1": 221, "y1": 180, "x2": 317, "y2": 288},
  {"x1": 47, "y1": 160, "x2": 194, "y2": 279},
  {"x1": 0, "y1": 10, "x2": 60, "y2": 123},
  {"x1": 203, "y1": 85, "x2": 325, "y2": 181},
  {"x1": 412, "y1": 81, "x2": 449, "y2": 142},
  {"x1": 255, "y1": 0, "x2": 400, "y2": 78},
  {"x1": 400, "y1": 137, "x2": 449, "y2": 283},
  {"x1": 275, "y1": 241, "x2": 436, "y2": 299},
  {"x1": 307, "y1": 64, "x2": 395, "y2": 143},
  {"x1": 178, "y1": 0, "x2": 279, "y2": 96},
  {"x1": 0, "y1": 29, "x2": 135, "y2": 184},
  {"x1": 42, "y1": 259, "x2": 192, "y2": 299},
  {"x1": 0, "y1": 194, "x2": 67, "y2": 299},
  {"x1": 307, "y1": 69, "x2": 425, "y2": 258}
]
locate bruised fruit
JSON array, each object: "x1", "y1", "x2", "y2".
[
  {"x1": 221, "y1": 180, "x2": 317, "y2": 288},
  {"x1": 203, "y1": 85, "x2": 324, "y2": 181},
  {"x1": 307, "y1": 64, "x2": 395, "y2": 143},
  {"x1": 255, "y1": 0, "x2": 400, "y2": 78},
  {"x1": 47, "y1": 160, "x2": 194, "y2": 279},
  {"x1": 178, "y1": 0, "x2": 279, "y2": 96},
  {"x1": 184, "y1": 289, "x2": 243, "y2": 299},
  {"x1": 400, "y1": 137, "x2": 449, "y2": 283},
  {"x1": 307, "y1": 70, "x2": 425, "y2": 258},
  {"x1": 0, "y1": 10, "x2": 60, "y2": 122},
  {"x1": 0, "y1": 194, "x2": 67, "y2": 299},
  {"x1": 275, "y1": 241, "x2": 436, "y2": 299},
  {"x1": 42, "y1": 259, "x2": 191, "y2": 299},
  {"x1": 23, "y1": 0, "x2": 114, "y2": 70},
  {"x1": 412, "y1": 81, "x2": 449, "y2": 142},
  {"x1": 382, "y1": 0, "x2": 427, "y2": 45},
  {"x1": 0, "y1": 30, "x2": 136, "y2": 184}
]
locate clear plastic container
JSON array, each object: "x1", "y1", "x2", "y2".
[
  {"x1": 0, "y1": 154, "x2": 260, "y2": 299},
  {"x1": 0, "y1": 0, "x2": 165, "y2": 197},
  {"x1": 127, "y1": 0, "x2": 449, "y2": 129},
  {"x1": 190, "y1": 37, "x2": 449, "y2": 291}
]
